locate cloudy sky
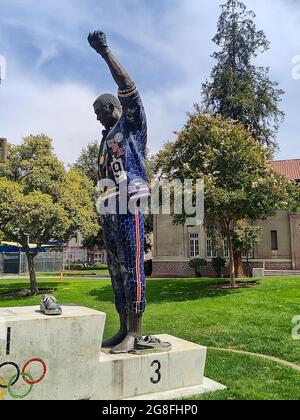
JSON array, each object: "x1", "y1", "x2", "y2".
[{"x1": 0, "y1": 0, "x2": 299, "y2": 164}]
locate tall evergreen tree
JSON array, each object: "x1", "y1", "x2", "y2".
[{"x1": 202, "y1": 0, "x2": 284, "y2": 150}]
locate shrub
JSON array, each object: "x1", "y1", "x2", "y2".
[
  {"x1": 65, "y1": 263, "x2": 84, "y2": 271},
  {"x1": 189, "y1": 258, "x2": 208, "y2": 278},
  {"x1": 212, "y1": 257, "x2": 227, "y2": 278},
  {"x1": 144, "y1": 260, "x2": 153, "y2": 276},
  {"x1": 94, "y1": 263, "x2": 108, "y2": 270}
]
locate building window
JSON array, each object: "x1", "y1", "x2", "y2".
[
  {"x1": 94, "y1": 253, "x2": 103, "y2": 263},
  {"x1": 271, "y1": 230, "x2": 278, "y2": 251},
  {"x1": 223, "y1": 238, "x2": 229, "y2": 258},
  {"x1": 223, "y1": 238, "x2": 253, "y2": 259},
  {"x1": 242, "y1": 249, "x2": 253, "y2": 259},
  {"x1": 207, "y1": 236, "x2": 217, "y2": 258},
  {"x1": 189, "y1": 233, "x2": 200, "y2": 258}
]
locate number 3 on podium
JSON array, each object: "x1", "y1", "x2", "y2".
[{"x1": 150, "y1": 360, "x2": 161, "y2": 384}]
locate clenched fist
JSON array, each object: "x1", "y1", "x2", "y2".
[{"x1": 88, "y1": 31, "x2": 110, "y2": 57}]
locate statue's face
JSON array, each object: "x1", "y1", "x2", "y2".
[{"x1": 94, "y1": 103, "x2": 122, "y2": 130}]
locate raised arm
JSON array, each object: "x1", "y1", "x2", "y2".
[{"x1": 88, "y1": 31, "x2": 134, "y2": 91}]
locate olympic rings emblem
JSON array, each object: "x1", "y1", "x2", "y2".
[
  {"x1": 0, "y1": 377, "x2": 6, "y2": 400},
  {"x1": 0, "y1": 359, "x2": 47, "y2": 400}
]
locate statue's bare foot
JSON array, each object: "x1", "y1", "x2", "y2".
[
  {"x1": 102, "y1": 330, "x2": 128, "y2": 348},
  {"x1": 110, "y1": 334, "x2": 136, "y2": 354},
  {"x1": 102, "y1": 313, "x2": 127, "y2": 348},
  {"x1": 102, "y1": 313, "x2": 128, "y2": 349}
]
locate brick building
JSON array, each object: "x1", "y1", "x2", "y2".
[{"x1": 152, "y1": 159, "x2": 300, "y2": 277}]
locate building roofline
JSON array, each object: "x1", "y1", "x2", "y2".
[{"x1": 271, "y1": 158, "x2": 300, "y2": 163}]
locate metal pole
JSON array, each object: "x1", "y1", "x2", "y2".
[{"x1": 18, "y1": 249, "x2": 21, "y2": 275}]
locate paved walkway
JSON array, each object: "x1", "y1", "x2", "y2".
[
  {"x1": 209, "y1": 347, "x2": 300, "y2": 373},
  {"x1": 1, "y1": 275, "x2": 110, "y2": 280}
]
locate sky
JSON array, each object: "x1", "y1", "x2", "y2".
[{"x1": 0, "y1": 0, "x2": 299, "y2": 164}]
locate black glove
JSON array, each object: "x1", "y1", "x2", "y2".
[{"x1": 88, "y1": 31, "x2": 110, "y2": 57}]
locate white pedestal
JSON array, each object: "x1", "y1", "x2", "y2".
[
  {"x1": 0, "y1": 305, "x2": 105, "y2": 400},
  {"x1": 0, "y1": 306, "x2": 225, "y2": 400}
]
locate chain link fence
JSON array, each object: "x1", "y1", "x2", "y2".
[{"x1": 0, "y1": 252, "x2": 64, "y2": 274}]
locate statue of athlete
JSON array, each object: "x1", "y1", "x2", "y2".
[{"x1": 87, "y1": 30, "x2": 148, "y2": 354}]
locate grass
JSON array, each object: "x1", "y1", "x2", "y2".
[
  {"x1": 195, "y1": 350, "x2": 300, "y2": 400},
  {"x1": 0, "y1": 276, "x2": 299, "y2": 400}
]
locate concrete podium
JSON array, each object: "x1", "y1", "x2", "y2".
[{"x1": 0, "y1": 306, "x2": 225, "y2": 400}]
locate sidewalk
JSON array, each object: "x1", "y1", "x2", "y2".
[{"x1": 0, "y1": 274, "x2": 110, "y2": 280}]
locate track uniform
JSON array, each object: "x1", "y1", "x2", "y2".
[{"x1": 98, "y1": 84, "x2": 148, "y2": 314}]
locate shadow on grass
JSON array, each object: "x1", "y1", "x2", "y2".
[
  {"x1": 88, "y1": 278, "x2": 244, "y2": 305},
  {"x1": 0, "y1": 282, "x2": 68, "y2": 302}
]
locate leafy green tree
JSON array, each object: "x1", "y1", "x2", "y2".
[
  {"x1": 144, "y1": 212, "x2": 153, "y2": 254},
  {"x1": 82, "y1": 228, "x2": 105, "y2": 252},
  {"x1": 202, "y1": 0, "x2": 284, "y2": 150},
  {"x1": 232, "y1": 222, "x2": 262, "y2": 277},
  {"x1": 0, "y1": 135, "x2": 99, "y2": 295},
  {"x1": 74, "y1": 140, "x2": 99, "y2": 187},
  {"x1": 154, "y1": 112, "x2": 300, "y2": 287}
]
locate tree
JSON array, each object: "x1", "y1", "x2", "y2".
[
  {"x1": 232, "y1": 222, "x2": 262, "y2": 277},
  {"x1": 74, "y1": 141, "x2": 99, "y2": 187},
  {"x1": 154, "y1": 112, "x2": 300, "y2": 287},
  {"x1": 82, "y1": 229, "x2": 105, "y2": 253},
  {"x1": 144, "y1": 212, "x2": 153, "y2": 254},
  {"x1": 0, "y1": 135, "x2": 99, "y2": 295},
  {"x1": 202, "y1": 0, "x2": 284, "y2": 150},
  {"x1": 144, "y1": 150, "x2": 155, "y2": 254}
]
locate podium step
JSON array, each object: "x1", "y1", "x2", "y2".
[
  {"x1": 126, "y1": 378, "x2": 226, "y2": 400},
  {"x1": 95, "y1": 334, "x2": 225, "y2": 400},
  {"x1": 0, "y1": 306, "x2": 225, "y2": 400}
]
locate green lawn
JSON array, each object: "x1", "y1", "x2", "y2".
[{"x1": 0, "y1": 276, "x2": 299, "y2": 400}]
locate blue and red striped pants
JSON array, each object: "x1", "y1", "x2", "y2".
[{"x1": 102, "y1": 206, "x2": 146, "y2": 314}]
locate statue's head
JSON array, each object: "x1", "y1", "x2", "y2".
[{"x1": 93, "y1": 94, "x2": 122, "y2": 130}]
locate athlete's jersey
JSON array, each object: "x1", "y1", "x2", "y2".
[{"x1": 98, "y1": 84, "x2": 148, "y2": 198}]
